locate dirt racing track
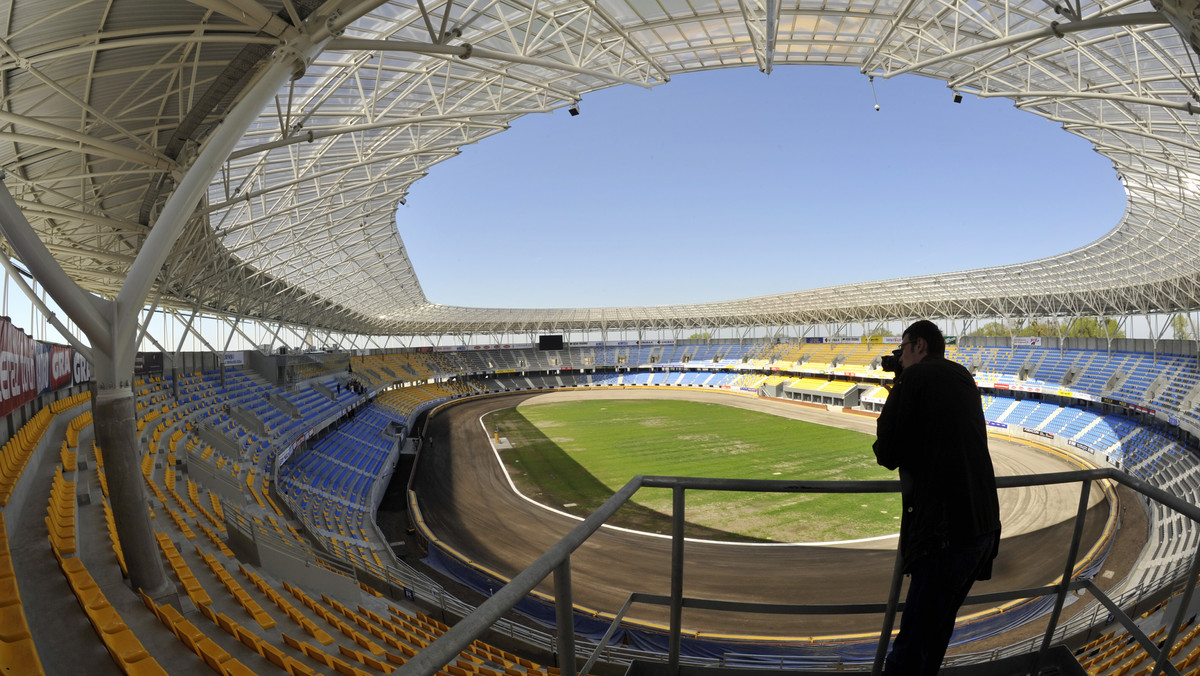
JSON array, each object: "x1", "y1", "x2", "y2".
[{"x1": 409, "y1": 388, "x2": 1145, "y2": 643}]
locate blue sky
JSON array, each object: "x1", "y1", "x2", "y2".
[{"x1": 401, "y1": 65, "x2": 1125, "y2": 310}]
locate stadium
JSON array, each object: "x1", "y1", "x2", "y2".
[{"x1": 5, "y1": 0, "x2": 1200, "y2": 674}]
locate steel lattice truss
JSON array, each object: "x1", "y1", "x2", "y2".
[{"x1": 1, "y1": 0, "x2": 1199, "y2": 338}]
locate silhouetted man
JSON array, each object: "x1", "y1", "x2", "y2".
[{"x1": 873, "y1": 320, "x2": 1001, "y2": 675}]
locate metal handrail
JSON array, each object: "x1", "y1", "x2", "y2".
[{"x1": 397, "y1": 467, "x2": 1195, "y2": 676}]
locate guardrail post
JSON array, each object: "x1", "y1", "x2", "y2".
[
  {"x1": 555, "y1": 558, "x2": 576, "y2": 676},
  {"x1": 669, "y1": 485, "x2": 685, "y2": 674},
  {"x1": 1035, "y1": 478, "x2": 1092, "y2": 674},
  {"x1": 872, "y1": 543, "x2": 906, "y2": 676}
]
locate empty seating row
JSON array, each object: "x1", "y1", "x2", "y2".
[
  {"x1": 0, "y1": 512, "x2": 43, "y2": 674},
  {"x1": 56, "y1": 550, "x2": 164, "y2": 676}
]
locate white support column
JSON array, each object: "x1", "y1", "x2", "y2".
[
  {"x1": 110, "y1": 22, "x2": 359, "y2": 588},
  {"x1": 225, "y1": 316, "x2": 260, "y2": 352},
  {"x1": 0, "y1": 182, "x2": 112, "y2": 356},
  {"x1": 175, "y1": 310, "x2": 199, "y2": 355},
  {"x1": 115, "y1": 40, "x2": 329, "y2": 380}
]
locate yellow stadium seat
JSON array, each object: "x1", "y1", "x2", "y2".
[
  {"x1": 234, "y1": 624, "x2": 262, "y2": 654},
  {"x1": 195, "y1": 636, "x2": 231, "y2": 671},
  {"x1": 214, "y1": 612, "x2": 238, "y2": 637},
  {"x1": 284, "y1": 656, "x2": 318, "y2": 676},
  {"x1": 0, "y1": 576, "x2": 19, "y2": 608},
  {"x1": 197, "y1": 602, "x2": 217, "y2": 623},
  {"x1": 152, "y1": 598, "x2": 184, "y2": 628},
  {"x1": 222, "y1": 658, "x2": 261, "y2": 676},
  {"x1": 120, "y1": 655, "x2": 169, "y2": 676},
  {"x1": 0, "y1": 604, "x2": 30, "y2": 643},
  {"x1": 385, "y1": 651, "x2": 407, "y2": 666},
  {"x1": 260, "y1": 642, "x2": 288, "y2": 669},
  {"x1": 0, "y1": 635, "x2": 44, "y2": 674},
  {"x1": 85, "y1": 601, "x2": 128, "y2": 635},
  {"x1": 105, "y1": 628, "x2": 153, "y2": 670},
  {"x1": 281, "y1": 632, "x2": 304, "y2": 652},
  {"x1": 302, "y1": 642, "x2": 333, "y2": 667},
  {"x1": 171, "y1": 618, "x2": 206, "y2": 653},
  {"x1": 361, "y1": 653, "x2": 392, "y2": 672}
]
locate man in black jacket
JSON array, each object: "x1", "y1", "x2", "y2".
[{"x1": 873, "y1": 320, "x2": 1001, "y2": 675}]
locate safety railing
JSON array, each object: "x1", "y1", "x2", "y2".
[
  {"x1": 223, "y1": 501, "x2": 358, "y2": 580},
  {"x1": 396, "y1": 467, "x2": 1195, "y2": 676}
]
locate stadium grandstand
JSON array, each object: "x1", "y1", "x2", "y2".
[{"x1": 7, "y1": 0, "x2": 1200, "y2": 675}]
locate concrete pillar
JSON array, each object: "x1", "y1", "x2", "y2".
[{"x1": 94, "y1": 386, "x2": 171, "y2": 597}]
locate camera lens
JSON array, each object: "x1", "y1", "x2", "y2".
[{"x1": 881, "y1": 348, "x2": 903, "y2": 375}]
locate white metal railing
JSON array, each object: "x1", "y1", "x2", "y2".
[{"x1": 394, "y1": 469, "x2": 1200, "y2": 676}]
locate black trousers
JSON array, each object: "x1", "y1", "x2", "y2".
[{"x1": 883, "y1": 533, "x2": 997, "y2": 676}]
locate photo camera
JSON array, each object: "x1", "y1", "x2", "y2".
[{"x1": 880, "y1": 348, "x2": 903, "y2": 376}]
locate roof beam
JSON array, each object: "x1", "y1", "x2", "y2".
[
  {"x1": 873, "y1": 11, "x2": 1167, "y2": 80},
  {"x1": 327, "y1": 37, "x2": 659, "y2": 89}
]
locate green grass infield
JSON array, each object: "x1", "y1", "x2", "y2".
[{"x1": 483, "y1": 398, "x2": 902, "y2": 543}]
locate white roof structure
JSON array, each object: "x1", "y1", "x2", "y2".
[{"x1": 1, "y1": 0, "x2": 1198, "y2": 338}]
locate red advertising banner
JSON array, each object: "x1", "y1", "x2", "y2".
[
  {"x1": 0, "y1": 317, "x2": 36, "y2": 418},
  {"x1": 72, "y1": 350, "x2": 92, "y2": 385},
  {"x1": 49, "y1": 345, "x2": 72, "y2": 391}
]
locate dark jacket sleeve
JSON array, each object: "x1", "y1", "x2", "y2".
[{"x1": 873, "y1": 375, "x2": 917, "y2": 471}]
